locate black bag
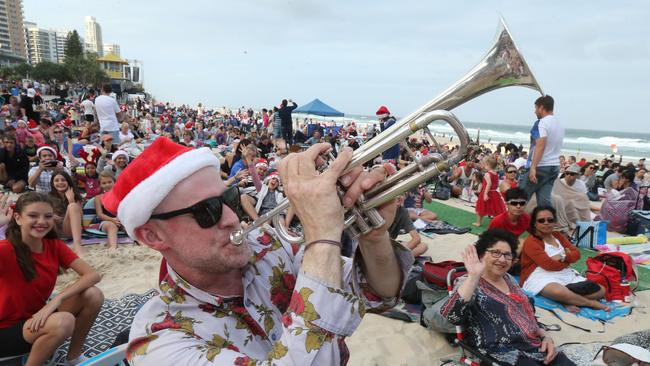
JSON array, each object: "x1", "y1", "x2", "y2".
[
  {"x1": 626, "y1": 210, "x2": 650, "y2": 236},
  {"x1": 434, "y1": 181, "x2": 452, "y2": 200}
]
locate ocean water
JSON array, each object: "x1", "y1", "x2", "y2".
[{"x1": 338, "y1": 114, "x2": 650, "y2": 162}]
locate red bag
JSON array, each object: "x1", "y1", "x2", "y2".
[
  {"x1": 423, "y1": 261, "x2": 466, "y2": 288},
  {"x1": 586, "y1": 252, "x2": 638, "y2": 302}
]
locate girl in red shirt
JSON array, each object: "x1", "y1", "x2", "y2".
[{"x1": 0, "y1": 193, "x2": 103, "y2": 365}]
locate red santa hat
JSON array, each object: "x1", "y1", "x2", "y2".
[
  {"x1": 36, "y1": 145, "x2": 57, "y2": 158},
  {"x1": 375, "y1": 105, "x2": 390, "y2": 119},
  {"x1": 78, "y1": 145, "x2": 101, "y2": 165},
  {"x1": 265, "y1": 171, "x2": 279, "y2": 183},
  {"x1": 255, "y1": 158, "x2": 268, "y2": 169},
  {"x1": 101, "y1": 137, "x2": 220, "y2": 238}
]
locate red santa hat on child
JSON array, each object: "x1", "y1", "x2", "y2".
[
  {"x1": 255, "y1": 158, "x2": 268, "y2": 169},
  {"x1": 101, "y1": 137, "x2": 220, "y2": 238},
  {"x1": 375, "y1": 105, "x2": 390, "y2": 119}
]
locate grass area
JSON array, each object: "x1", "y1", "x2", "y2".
[{"x1": 424, "y1": 199, "x2": 650, "y2": 291}]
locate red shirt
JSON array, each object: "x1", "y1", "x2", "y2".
[
  {"x1": 488, "y1": 212, "x2": 531, "y2": 238},
  {"x1": 0, "y1": 239, "x2": 78, "y2": 328}
]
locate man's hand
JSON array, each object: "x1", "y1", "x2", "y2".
[
  {"x1": 529, "y1": 166, "x2": 538, "y2": 184},
  {"x1": 338, "y1": 164, "x2": 396, "y2": 242},
  {"x1": 278, "y1": 143, "x2": 350, "y2": 242}
]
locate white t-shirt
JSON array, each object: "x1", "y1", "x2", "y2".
[
  {"x1": 537, "y1": 115, "x2": 564, "y2": 167},
  {"x1": 81, "y1": 99, "x2": 94, "y2": 116},
  {"x1": 95, "y1": 94, "x2": 120, "y2": 132}
]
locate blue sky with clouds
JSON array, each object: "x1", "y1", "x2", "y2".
[{"x1": 24, "y1": 1, "x2": 649, "y2": 132}]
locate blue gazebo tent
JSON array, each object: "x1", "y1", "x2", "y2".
[{"x1": 293, "y1": 98, "x2": 344, "y2": 117}]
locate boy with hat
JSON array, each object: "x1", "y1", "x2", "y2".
[
  {"x1": 27, "y1": 146, "x2": 69, "y2": 192},
  {"x1": 376, "y1": 105, "x2": 399, "y2": 162}
]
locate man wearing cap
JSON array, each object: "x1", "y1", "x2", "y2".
[
  {"x1": 376, "y1": 106, "x2": 399, "y2": 162},
  {"x1": 104, "y1": 138, "x2": 411, "y2": 365},
  {"x1": 550, "y1": 164, "x2": 592, "y2": 231},
  {"x1": 27, "y1": 146, "x2": 69, "y2": 192},
  {"x1": 95, "y1": 84, "x2": 124, "y2": 142}
]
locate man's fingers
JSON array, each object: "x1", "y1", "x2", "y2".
[
  {"x1": 323, "y1": 147, "x2": 352, "y2": 182},
  {"x1": 341, "y1": 166, "x2": 386, "y2": 208},
  {"x1": 339, "y1": 165, "x2": 363, "y2": 187}
]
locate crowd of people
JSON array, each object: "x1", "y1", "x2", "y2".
[{"x1": 0, "y1": 79, "x2": 649, "y2": 365}]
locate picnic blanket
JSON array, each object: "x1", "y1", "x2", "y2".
[{"x1": 50, "y1": 290, "x2": 158, "y2": 365}]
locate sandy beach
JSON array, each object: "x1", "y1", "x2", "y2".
[{"x1": 54, "y1": 210, "x2": 650, "y2": 366}]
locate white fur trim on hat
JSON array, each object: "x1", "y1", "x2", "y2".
[
  {"x1": 117, "y1": 147, "x2": 220, "y2": 238},
  {"x1": 37, "y1": 146, "x2": 57, "y2": 157},
  {"x1": 112, "y1": 150, "x2": 129, "y2": 161}
]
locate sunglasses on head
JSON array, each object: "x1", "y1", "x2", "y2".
[
  {"x1": 537, "y1": 217, "x2": 556, "y2": 224},
  {"x1": 150, "y1": 186, "x2": 242, "y2": 228},
  {"x1": 508, "y1": 200, "x2": 526, "y2": 207}
]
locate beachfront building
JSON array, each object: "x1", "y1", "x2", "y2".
[
  {"x1": 0, "y1": 0, "x2": 28, "y2": 65},
  {"x1": 23, "y1": 21, "x2": 70, "y2": 64},
  {"x1": 96, "y1": 53, "x2": 128, "y2": 79},
  {"x1": 103, "y1": 43, "x2": 120, "y2": 57},
  {"x1": 84, "y1": 16, "x2": 103, "y2": 56}
]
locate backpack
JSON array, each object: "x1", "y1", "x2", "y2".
[{"x1": 586, "y1": 252, "x2": 638, "y2": 302}]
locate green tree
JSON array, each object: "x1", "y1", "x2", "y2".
[
  {"x1": 64, "y1": 30, "x2": 83, "y2": 60},
  {"x1": 32, "y1": 61, "x2": 69, "y2": 82},
  {"x1": 11, "y1": 63, "x2": 32, "y2": 80}
]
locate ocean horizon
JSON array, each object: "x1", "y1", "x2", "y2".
[{"x1": 306, "y1": 113, "x2": 650, "y2": 162}]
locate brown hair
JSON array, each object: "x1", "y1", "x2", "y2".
[{"x1": 6, "y1": 193, "x2": 58, "y2": 281}]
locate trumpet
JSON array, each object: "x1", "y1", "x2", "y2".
[{"x1": 230, "y1": 17, "x2": 543, "y2": 246}]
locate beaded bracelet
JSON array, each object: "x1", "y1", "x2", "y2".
[{"x1": 305, "y1": 239, "x2": 341, "y2": 250}]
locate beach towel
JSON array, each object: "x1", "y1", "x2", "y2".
[
  {"x1": 526, "y1": 291, "x2": 631, "y2": 323},
  {"x1": 49, "y1": 290, "x2": 158, "y2": 365}
]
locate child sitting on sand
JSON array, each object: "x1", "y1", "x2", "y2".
[
  {"x1": 74, "y1": 161, "x2": 101, "y2": 199},
  {"x1": 0, "y1": 192, "x2": 103, "y2": 365},
  {"x1": 48, "y1": 171, "x2": 85, "y2": 255},
  {"x1": 91, "y1": 172, "x2": 122, "y2": 250},
  {"x1": 474, "y1": 156, "x2": 506, "y2": 227}
]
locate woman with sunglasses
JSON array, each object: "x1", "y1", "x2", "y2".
[
  {"x1": 499, "y1": 164, "x2": 519, "y2": 199},
  {"x1": 520, "y1": 206, "x2": 609, "y2": 311},
  {"x1": 441, "y1": 229, "x2": 575, "y2": 365}
]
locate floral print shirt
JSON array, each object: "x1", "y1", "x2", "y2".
[{"x1": 127, "y1": 228, "x2": 413, "y2": 365}]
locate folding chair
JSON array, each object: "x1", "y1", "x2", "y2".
[
  {"x1": 78, "y1": 344, "x2": 128, "y2": 366},
  {"x1": 445, "y1": 267, "x2": 501, "y2": 366}
]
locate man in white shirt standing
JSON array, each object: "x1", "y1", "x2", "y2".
[
  {"x1": 94, "y1": 84, "x2": 123, "y2": 142},
  {"x1": 521, "y1": 95, "x2": 565, "y2": 208},
  {"x1": 80, "y1": 90, "x2": 96, "y2": 123}
]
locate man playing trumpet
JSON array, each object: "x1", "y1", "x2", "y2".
[{"x1": 102, "y1": 138, "x2": 412, "y2": 365}]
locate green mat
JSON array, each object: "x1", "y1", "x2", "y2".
[
  {"x1": 423, "y1": 200, "x2": 490, "y2": 235},
  {"x1": 423, "y1": 199, "x2": 650, "y2": 291}
]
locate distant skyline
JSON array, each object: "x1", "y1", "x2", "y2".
[{"x1": 23, "y1": 1, "x2": 649, "y2": 133}]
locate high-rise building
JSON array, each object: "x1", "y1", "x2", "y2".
[
  {"x1": 84, "y1": 16, "x2": 103, "y2": 56},
  {"x1": 0, "y1": 0, "x2": 28, "y2": 65},
  {"x1": 103, "y1": 43, "x2": 120, "y2": 57},
  {"x1": 24, "y1": 21, "x2": 57, "y2": 64},
  {"x1": 54, "y1": 29, "x2": 72, "y2": 62}
]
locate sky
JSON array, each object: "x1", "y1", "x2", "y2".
[{"x1": 23, "y1": 0, "x2": 650, "y2": 132}]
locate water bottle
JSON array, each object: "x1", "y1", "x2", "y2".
[{"x1": 621, "y1": 280, "x2": 631, "y2": 303}]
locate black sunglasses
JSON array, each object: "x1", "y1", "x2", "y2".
[
  {"x1": 508, "y1": 200, "x2": 527, "y2": 207},
  {"x1": 150, "y1": 186, "x2": 242, "y2": 228},
  {"x1": 507, "y1": 170, "x2": 517, "y2": 174},
  {"x1": 536, "y1": 217, "x2": 556, "y2": 224}
]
